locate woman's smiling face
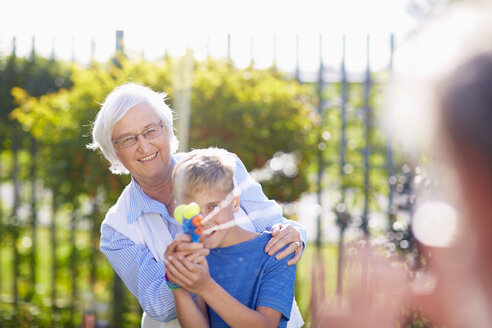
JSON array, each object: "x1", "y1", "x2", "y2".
[{"x1": 112, "y1": 101, "x2": 172, "y2": 185}]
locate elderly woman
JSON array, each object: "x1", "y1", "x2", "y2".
[{"x1": 88, "y1": 83, "x2": 306, "y2": 327}]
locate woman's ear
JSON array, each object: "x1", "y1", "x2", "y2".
[{"x1": 232, "y1": 195, "x2": 240, "y2": 213}]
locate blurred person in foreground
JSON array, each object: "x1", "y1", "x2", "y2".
[
  {"x1": 88, "y1": 82, "x2": 306, "y2": 328},
  {"x1": 310, "y1": 26, "x2": 492, "y2": 328},
  {"x1": 165, "y1": 147, "x2": 297, "y2": 327}
]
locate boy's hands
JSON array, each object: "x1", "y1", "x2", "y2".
[
  {"x1": 165, "y1": 233, "x2": 209, "y2": 264},
  {"x1": 165, "y1": 233, "x2": 213, "y2": 294},
  {"x1": 165, "y1": 252, "x2": 213, "y2": 295},
  {"x1": 265, "y1": 223, "x2": 304, "y2": 265}
]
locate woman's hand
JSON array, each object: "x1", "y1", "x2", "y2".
[{"x1": 265, "y1": 223, "x2": 304, "y2": 265}]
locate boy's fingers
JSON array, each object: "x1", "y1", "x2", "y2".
[
  {"x1": 164, "y1": 239, "x2": 182, "y2": 257},
  {"x1": 187, "y1": 248, "x2": 210, "y2": 262},
  {"x1": 174, "y1": 233, "x2": 192, "y2": 242},
  {"x1": 176, "y1": 241, "x2": 204, "y2": 253},
  {"x1": 169, "y1": 256, "x2": 191, "y2": 274},
  {"x1": 165, "y1": 259, "x2": 185, "y2": 285},
  {"x1": 192, "y1": 256, "x2": 208, "y2": 265},
  {"x1": 164, "y1": 235, "x2": 198, "y2": 258},
  {"x1": 167, "y1": 241, "x2": 204, "y2": 259},
  {"x1": 178, "y1": 256, "x2": 198, "y2": 271},
  {"x1": 165, "y1": 258, "x2": 194, "y2": 286}
]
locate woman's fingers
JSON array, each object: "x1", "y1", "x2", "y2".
[
  {"x1": 275, "y1": 241, "x2": 303, "y2": 265},
  {"x1": 164, "y1": 239, "x2": 183, "y2": 258},
  {"x1": 264, "y1": 224, "x2": 303, "y2": 265}
]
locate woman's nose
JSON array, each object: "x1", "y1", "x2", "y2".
[{"x1": 136, "y1": 135, "x2": 152, "y2": 152}]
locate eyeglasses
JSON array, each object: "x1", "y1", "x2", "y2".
[{"x1": 112, "y1": 121, "x2": 164, "y2": 149}]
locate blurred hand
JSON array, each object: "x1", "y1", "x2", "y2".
[
  {"x1": 310, "y1": 245, "x2": 409, "y2": 328},
  {"x1": 265, "y1": 223, "x2": 304, "y2": 265},
  {"x1": 407, "y1": 243, "x2": 490, "y2": 328}
]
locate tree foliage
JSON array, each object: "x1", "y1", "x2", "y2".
[{"x1": 190, "y1": 59, "x2": 316, "y2": 201}]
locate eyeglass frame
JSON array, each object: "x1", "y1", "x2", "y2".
[{"x1": 112, "y1": 121, "x2": 164, "y2": 149}]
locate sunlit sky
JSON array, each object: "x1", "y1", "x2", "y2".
[{"x1": 1, "y1": 0, "x2": 418, "y2": 73}]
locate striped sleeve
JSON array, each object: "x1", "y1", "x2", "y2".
[
  {"x1": 100, "y1": 224, "x2": 177, "y2": 322},
  {"x1": 231, "y1": 152, "x2": 307, "y2": 245}
]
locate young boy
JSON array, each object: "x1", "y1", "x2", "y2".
[{"x1": 164, "y1": 147, "x2": 297, "y2": 328}]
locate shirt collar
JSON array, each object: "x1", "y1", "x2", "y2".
[{"x1": 126, "y1": 155, "x2": 178, "y2": 224}]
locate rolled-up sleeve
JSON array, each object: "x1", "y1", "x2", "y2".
[{"x1": 100, "y1": 224, "x2": 177, "y2": 322}]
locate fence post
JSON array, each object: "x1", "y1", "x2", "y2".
[
  {"x1": 227, "y1": 34, "x2": 231, "y2": 59},
  {"x1": 387, "y1": 34, "x2": 396, "y2": 225},
  {"x1": 29, "y1": 136, "x2": 38, "y2": 301},
  {"x1": 360, "y1": 34, "x2": 372, "y2": 295},
  {"x1": 250, "y1": 34, "x2": 254, "y2": 66},
  {"x1": 50, "y1": 189, "x2": 58, "y2": 325},
  {"x1": 336, "y1": 34, "x2": 350, "y2": 304},
  {"x1": 362, "y1": 34, "x2": 372, "y2": 236},
  {"x1": 295, "y1": 35, "x2": 300, "y2": 81},
  {"x1": 0, "y1": 154, "x2": 2, "y2": 293},
  {"x1": 7, "y1": 37, "x2": 21, "y2": 314},
  {"x1": 70, "y1": 205, "x2": 79, "y2": 326},
  {"x1": 272, "y1": 34, "x2": 277, "y2": 70},
  {"x1": 173, "y1": 49, "x2": 194, "y2": 153},
  {"x1": 11, "y1": 124, "x2": 20, "y2": 313},
  {"x1": 315, "y1": 34, "x2": 324, "y2": 250}
]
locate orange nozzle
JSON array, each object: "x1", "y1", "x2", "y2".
[{"x1": 192, "y1": 215, "x2": 203, "y2": 227}]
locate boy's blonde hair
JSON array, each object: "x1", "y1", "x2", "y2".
[{"x1": 173, "y1": 148, "x2": 236, "y2": 202}]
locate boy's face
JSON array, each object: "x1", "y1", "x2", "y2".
[{"x1": 183, "y1": 187, "x2": 239, "y2": 249}]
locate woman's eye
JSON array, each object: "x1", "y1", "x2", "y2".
[
  {"x1": 120, "y1": 136, "x2": 135, "y2": 145},
  {"x1": 144, "y1": 127, "x2": 158, "y2": 136}
]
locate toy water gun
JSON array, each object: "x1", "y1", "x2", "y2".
[{"x1": 173, "y1": 202, "x2": 204, "y2": 242}]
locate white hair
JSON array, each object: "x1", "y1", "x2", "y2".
[{"x1": 87, "y1": 83, "x2": 179, "y2": 174}]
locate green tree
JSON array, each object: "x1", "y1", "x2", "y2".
[
  {"x1": 0, "y1": 40, "x2": 73, "y2": 325},
  {"x1": 190, "y1": 59, "x2": 316, "y2": 202}
]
